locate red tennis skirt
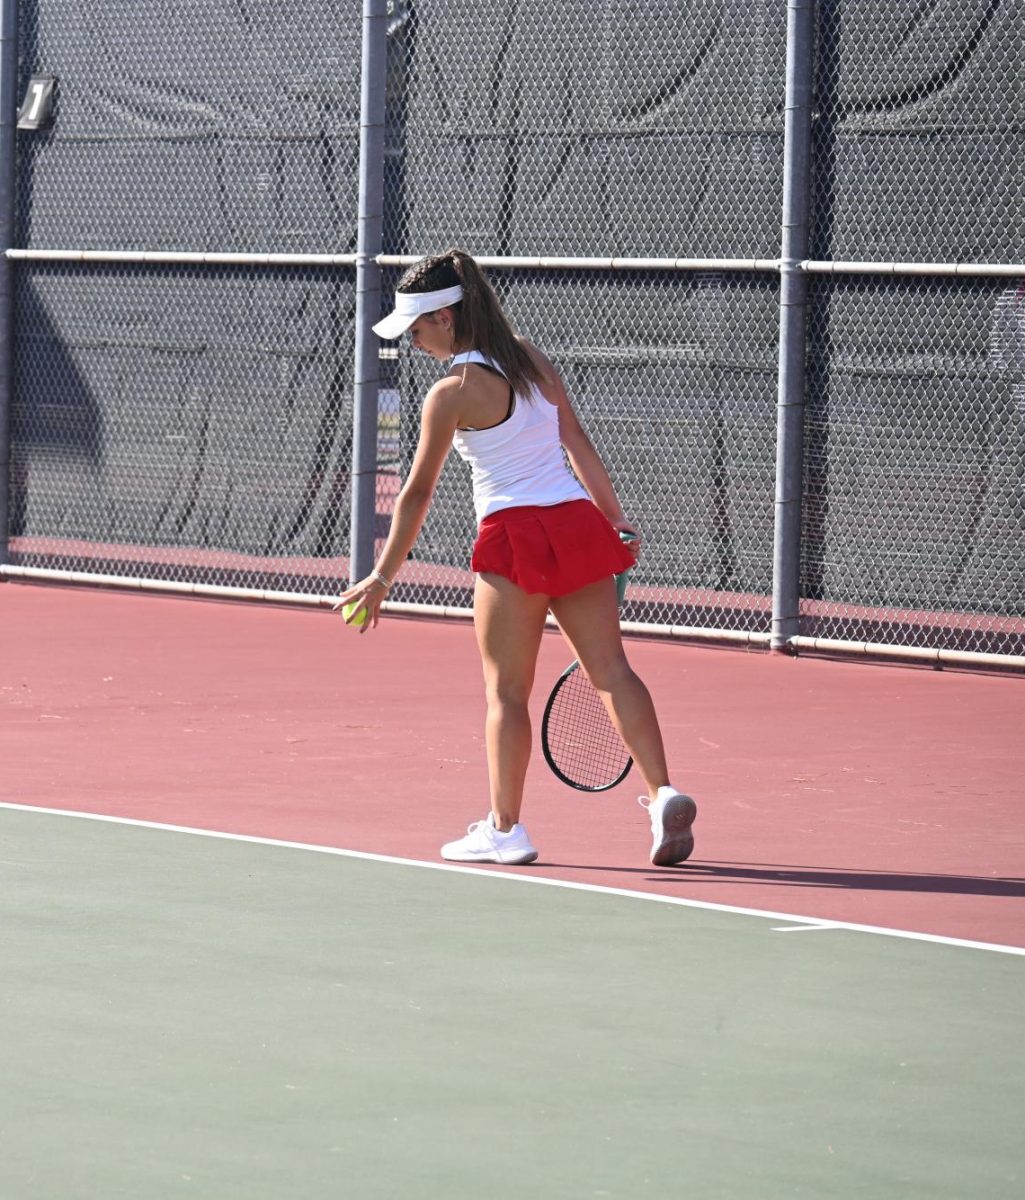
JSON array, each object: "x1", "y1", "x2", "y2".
[{"x1": 471, "y1": 499, "x2": 635, "y2": 596}]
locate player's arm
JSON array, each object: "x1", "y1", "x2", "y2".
[
  {"x1": 375, "y1": 378, "x2": 462, "y2": 580},
  {"x1": 336, "y1": 378, "x2": 462, "y2": 627},
  {"x1": 522, "y1": 341, "x2": 640, "y2": 550}
]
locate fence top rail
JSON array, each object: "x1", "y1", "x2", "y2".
[
  {"x1": 375, "y1": 254, "x2": 782, "y2": 272},
  {"x1": 5, "y1": 249, "x2": 360, "y2": 268},
  {"x1": 8, "y1": 249, "x2": 1022, "y2": 279},
  {"x1": 6, "y1": 249, "x2": 776, "y2": 272},
  {"x1": 801, "y1": 259, "x2": 1025, "y2": 278}
]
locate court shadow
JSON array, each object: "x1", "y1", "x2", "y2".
[{"x1": 536, "y1": 860, "x2": 1025, "y2": 899}]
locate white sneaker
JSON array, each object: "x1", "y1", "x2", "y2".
[
  {"x1": 440, "y1": 813, "x2": 539, "y2": 865},
  {"x1": 640, "y1": 788, "x2": 697, "y2": 866}
]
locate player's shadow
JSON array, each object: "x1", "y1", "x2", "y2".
[{"x1": 539, "y1": 861, "x2": 1025, "y2": 899}]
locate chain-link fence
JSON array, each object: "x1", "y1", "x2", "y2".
[
  {"x1": 800, "y1": 0, "x2": 1024, "y2": 657},
  {"x1": 811, "y1": 0, "x2": 1023, "y2": 266},
  {"x1": 802, "y1": 274, "x2": 1025, "y2": 656},
  {"x1": 381, "y1": 1, "x2": 785, "y2": 261},
  {"x1": 10, "y1": 260, "x2": 357, "y2": 592},
  {"x1": 7, "y1": 0, "x2": 363, "y2": 596},
  {"x1": 16, "y1": 1, "x2": 362, "y2": 255},
  {"x1": 3, "y1": 1, "x2": 1023, "y2": 664}
]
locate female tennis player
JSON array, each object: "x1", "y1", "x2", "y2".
[{"x1": 337, "y1": 250, "x2": 696, "y2": 867}]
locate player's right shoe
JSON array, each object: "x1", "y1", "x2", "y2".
[
  {"x1": 640, "y1": 789, "x2": 697, "y2": 866},
  {"x1": 441, "y1": 813, "x2": 539, "y2": 865}
]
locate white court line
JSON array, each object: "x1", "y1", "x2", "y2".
[
  {"x1": 772, "y1": 923, "x2": 843, "y2": 933},
  {"x1": 3, "y1": 801, "x2": 1023, "y2": 958}
]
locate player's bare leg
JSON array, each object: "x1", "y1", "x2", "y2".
[
  {"x1": 549, "y1": 575, "x2": 669, "y2": 795},
  {"x1": 473, "y1": 572, "x2": 550, "y2": 831},
  {"x1": 551, "y1": 576, "x2": 696, "y2": 864}
]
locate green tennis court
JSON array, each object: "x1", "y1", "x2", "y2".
[{"x1": 2, "y1": 805, "x2": 1021, "y2": 1199}]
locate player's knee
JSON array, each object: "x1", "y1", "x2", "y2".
[
  {"x1": 486, "y1": 681, "x2": 533, "y2": 710},
  {"x1": 582, "y1": 655, "x2": 633, "y2": 694}
]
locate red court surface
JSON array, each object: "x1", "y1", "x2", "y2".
[{"x1": 3, "y1": 580, "x2": 1023, "y2": 948}]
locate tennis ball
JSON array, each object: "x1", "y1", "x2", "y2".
[{"x1": 341, "y1": 601, "x2": 369, "y2": 628}]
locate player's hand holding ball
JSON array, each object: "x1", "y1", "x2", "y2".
[{"x1": 333, "y1": 568, "x2": 392, "y2": 634}]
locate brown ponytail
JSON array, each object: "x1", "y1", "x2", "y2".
[{"x1": 396, "y1": 249, "x2": 545, "y2": 397}]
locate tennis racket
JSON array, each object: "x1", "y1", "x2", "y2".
[{"x1": 541, "y1": 535, "x2": 635, "y2": 792}]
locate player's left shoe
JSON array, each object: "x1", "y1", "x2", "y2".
[{"x1": 441, "y1": 813, "x2": 539, "y2": 865}]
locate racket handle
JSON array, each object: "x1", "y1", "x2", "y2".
[{"x1": 614, "y1": 530, "x2": 637, "y2": 607}]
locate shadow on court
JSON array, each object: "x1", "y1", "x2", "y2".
[{"x1": 535, "y1": 860, "x2": 1025, "y2": 899}]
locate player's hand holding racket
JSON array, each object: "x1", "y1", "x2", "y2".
[{"x1": 541, "y1": 531, "x2": 637, "y2": 791}]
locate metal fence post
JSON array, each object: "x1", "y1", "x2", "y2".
[
  {"x1": 350, "y1": 0, "x2": 389, "y2": 584},
  {"x1": 0, "y1": 0, "x2": 18, "y2": 566},
  {"x1": 771, "y1": 0, "x2": 816, "y2": 651}
]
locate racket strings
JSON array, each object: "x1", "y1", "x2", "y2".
[{"x1": 545, "y1": 668, "x2": 630, "y2": 790}]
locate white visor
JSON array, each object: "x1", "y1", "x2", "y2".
[{"x1": 372, "y1": 284, "x2": 465, "y2": 339}]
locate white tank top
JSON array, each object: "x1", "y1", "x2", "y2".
[{"x1": 449, "y1": 351, "x2": 589, "y2": 523}]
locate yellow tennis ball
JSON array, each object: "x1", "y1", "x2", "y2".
[{"x1": 341, "y1": 601, "x2": 368, "y2": 628}]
